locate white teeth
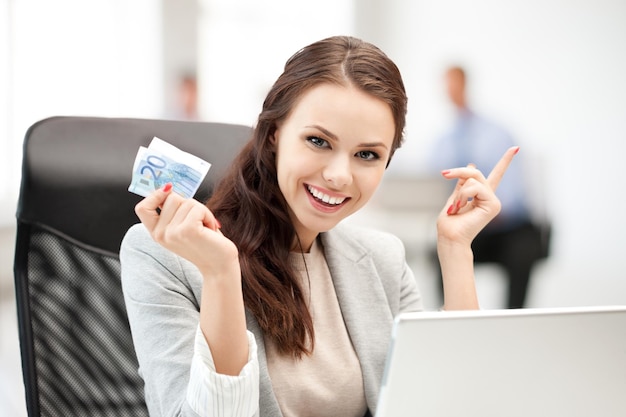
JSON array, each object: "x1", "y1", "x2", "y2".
[{"x1": 307, "y1": 185, "x2": 346, "y2": 205}]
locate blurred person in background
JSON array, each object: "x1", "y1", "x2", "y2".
[
  {"x1": 429, "y1": 66, "x2": 548, "y2": 309},
  {"x1": 166, "y1": 72, "x2": 200, "y2": 121}
]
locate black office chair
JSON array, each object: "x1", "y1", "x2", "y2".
[{"x1": 13, "y1": 116, "x2": 251, "y2": 416}]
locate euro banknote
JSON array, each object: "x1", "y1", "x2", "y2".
[{"x1": 128, "y1": 137, "x2": 211, "y2": 198}]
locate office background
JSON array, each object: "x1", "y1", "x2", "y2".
[{"x1": 1, "y1": 0, "x2": 625, "y2": 415}]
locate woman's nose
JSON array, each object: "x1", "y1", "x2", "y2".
[{"x1": 322, "y1": 154, "x2": 353, "y2": 188}]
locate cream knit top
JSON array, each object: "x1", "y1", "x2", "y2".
[{"x1": 264, "y1": 238, "x2": 368, "y2": 417}]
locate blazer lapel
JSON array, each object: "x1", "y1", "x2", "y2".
[{"x1": 321, "y1": 229, "x2": 395, "y2": 411}]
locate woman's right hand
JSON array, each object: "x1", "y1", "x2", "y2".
[{"x1": 134, "y1": 183, "x2": 239, "y2": 278}]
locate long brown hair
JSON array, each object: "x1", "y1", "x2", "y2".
[{"x1": 207, "y1": 36, "x2": 407, "y2": 358}]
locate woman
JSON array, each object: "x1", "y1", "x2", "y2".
[{"x1": 120, "y1": 35, "x2": 518, "y2": 417}]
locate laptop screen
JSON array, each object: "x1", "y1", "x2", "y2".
[{"x1": 376, "y1": 306, "x2": 626, "y2": 417}]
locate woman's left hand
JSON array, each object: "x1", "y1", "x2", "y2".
[{"x1": 436, "y1": 146, "x2": 520, "y2": 247}]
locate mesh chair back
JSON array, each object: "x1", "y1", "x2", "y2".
[{"x1": 14, "y1": 116, "x2": 251, "y2": 416}]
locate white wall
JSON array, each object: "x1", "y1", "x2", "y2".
[
  {"x1": 0, "y1": 1, "x2": 10, "y2": 223},
  {"x1": 197, "y1": 0, "x2": 354, "y2": 126},
  {"x1": 0, "y1": 0, "x2": 163, "y2": 226}
]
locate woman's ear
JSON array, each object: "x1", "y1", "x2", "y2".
[{"x1": 269, "y1": 128, "x2": 279, "y2": 145}]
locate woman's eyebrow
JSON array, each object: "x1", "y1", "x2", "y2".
[
  {"x1": 358, "y1": 141, "x2": 388, "y2": 149},
  {"x1": 305, "y1": 124, "x2": 389, "y2": 149},
  {"x1": 305, "y1": 124, "x2": 337, "y2": 140}
]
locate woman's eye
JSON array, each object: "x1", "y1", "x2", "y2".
[
  {"x1": 307, "y1": 136, "x2": 329, "y2": 148},
  {"x1": 356, "y1": 150, "x2": 380, "y2": 161}
]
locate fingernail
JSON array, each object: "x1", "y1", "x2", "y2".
[
  {"x1": 513, "y1": 146, "x2": 520, "y2": 155},
  {"x1": 441, "y1": 170, "x2": 451, "y2": 176},
  {"x1": 163, "y1": 183, "x2": 173, "y2": 192},
  {"x1": 447, "y1": 204, "x2": 455, "y2": 215},
  {"x1": 216, "y1": 219, "x2": 222, "y2": 229},
  {"x1": 456, "y1": 199, "x2": 461, "y2": 209}
]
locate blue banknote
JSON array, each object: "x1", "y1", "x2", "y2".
[{"x1": 129, "y1": 138, "x2": 211, "y2": 198}]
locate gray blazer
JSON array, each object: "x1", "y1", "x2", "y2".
[{"x1": 120, "y1": 222, "x2": 423, "y2": 417}]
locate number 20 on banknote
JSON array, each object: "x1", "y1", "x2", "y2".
[{"x1": 128, "y1": 137, "x2": 211, "y2": 199}]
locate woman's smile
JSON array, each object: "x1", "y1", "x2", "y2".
[{"x1": 305, "y1": 184, "x2": 351, "y2": 213}]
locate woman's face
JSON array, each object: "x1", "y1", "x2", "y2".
[{"x1": 273, "y1": 83, "x2": 395, "y2": 250}]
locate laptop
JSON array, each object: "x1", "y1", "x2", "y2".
[{"x1": 376, "y1": 305, "x2": 626, "y2": 417}]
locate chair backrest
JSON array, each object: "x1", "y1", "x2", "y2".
[{"x1": 13, "y1": 116, "x2": 252, "y2": 417}]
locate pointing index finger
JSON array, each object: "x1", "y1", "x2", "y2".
[{"x1": 487, "y1": 146, "x2": 520, "y2": 191}]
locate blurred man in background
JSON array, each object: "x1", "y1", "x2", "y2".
[{"x1": 429, "y1": 66, "x2": 548, "y2": 308}]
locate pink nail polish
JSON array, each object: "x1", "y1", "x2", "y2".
[
  {"x1": 163, "y1": 183, "x2": 173, "y2": 192},
  {"x1": 441, "y1": 170, "x2": 451, "y2": 176},
  {"x1": 447, "y1": 204, "x2": 454, "y2": 215},
  {"x1": 215, "y1": 219, "x2": 222, "y2": 229},
  {"x1": 513, "y1": 146, "x2": 520, "y2": 155}
]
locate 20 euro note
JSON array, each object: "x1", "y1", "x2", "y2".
[{"x1": 128, "y1": 137, "x2": 211, "y2": 198}]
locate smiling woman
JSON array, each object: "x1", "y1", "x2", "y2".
[{"x1": 119, "y1": 35, "x2": 516, "y2": 417}]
